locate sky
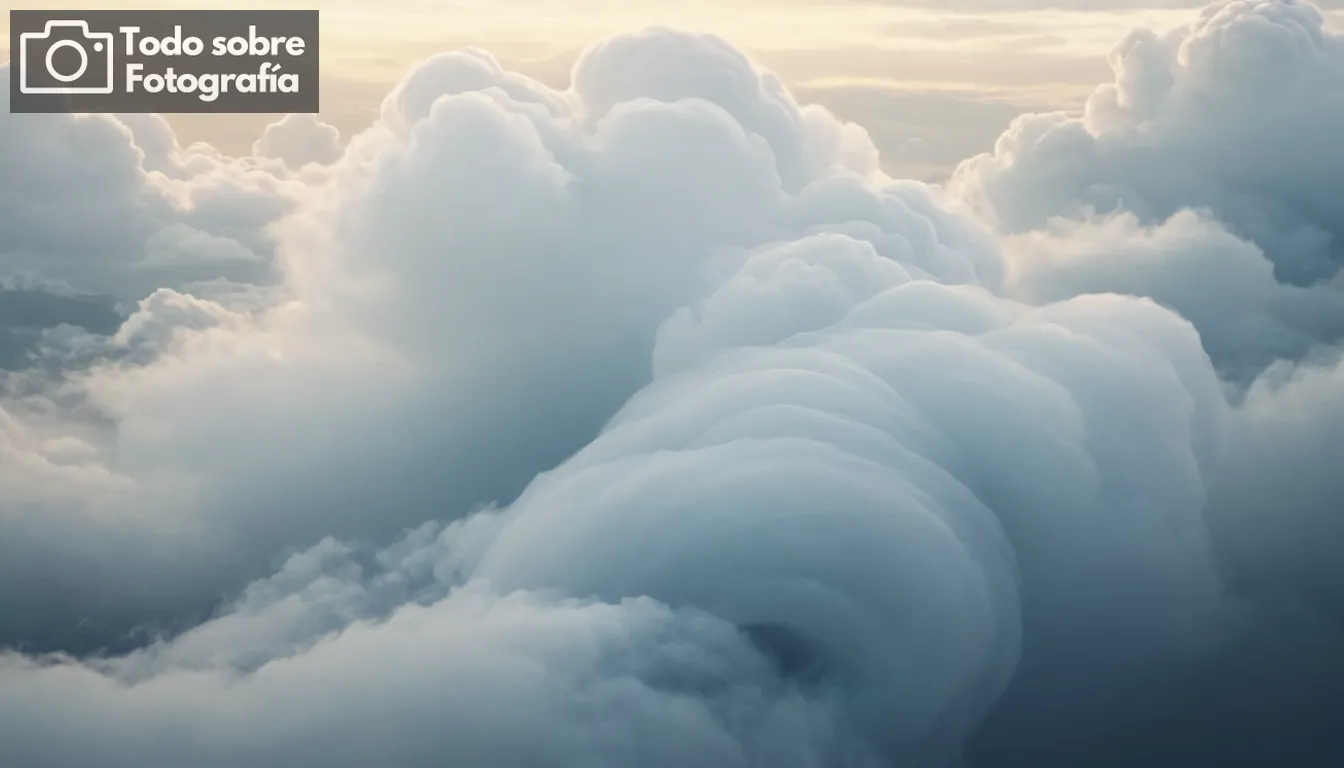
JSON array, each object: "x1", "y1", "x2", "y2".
[
  {"x1": 3, "y1": 1, "x2": 1344, "y2": 766},
  {"x1": 10, "y1": 0, "x2": 1339, "y2": 178}
]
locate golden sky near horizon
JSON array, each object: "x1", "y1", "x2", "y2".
[{"x1": 5, "y1": 1, "x2": 1344, "y2": 178}]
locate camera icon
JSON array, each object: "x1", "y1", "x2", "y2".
[{"x1": 19, "y1": 20, "x2": 115, "y2": 95}]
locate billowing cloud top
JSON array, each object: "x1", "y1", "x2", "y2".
[{"x1": 952, "y1": 0, "x2": 1344, "y2": 382}]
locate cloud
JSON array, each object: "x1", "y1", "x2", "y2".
[
  {"x1": 1, "y1": 585, "x2": 872, "y2": 768},
  {"x1": 252, "y1": 113, "x2": 345, "y2": 168},
  {"x1": 950, "y1": 0, "x2": 1344, "y2": 383},
  {"x1": 0, "y1": 284, "x2": 121, "y2": 371},
  {"x1": 0, "y1": 6, "x2": 1343, "y2": 767},
  {"x1": 952, "y1": 0, "x2": 1344, "y2": 284},
  {"x1": 944, "y1": 0, "x2": 1344, "y2": 651},
  {"x1": 1002, "y1": 210, "x2": 1344, "y2": 383},
  {"x1": 1212, "y1": 353, "x2": 1344, "y2": 600},
  {"x1": 0, "y1": 27, "x2": 995, "y2": 655},
  {"x1": 0, "y1": 69, "x2": 297, "y2": 302},
  {"x1": 0, "y1": 233, "x2": 1230, "y2": 765},
  {"x1": 943, "y1": 5, "x2": 1344, "y2": 759}
]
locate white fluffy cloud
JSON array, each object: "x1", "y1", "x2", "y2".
[
  {"x1": 0, "y1": 27, "x2": 999, "y2": 656},
  {"x1": 1001, "y1": 211, "x2": 1344, "y2": 382},
  {"x1": 0, "y1": 72, "x2": 298, "y2": 304},
  {"x1": 952, "y1": 0, "x2": 1344, "y2": 285},
  {"x1": 253, "y1": 113, "x2": 344, "y2": 168},
  {"x1": 0, "y1": 4, "x2": 1343, "y2": 766},
  {"x1": 951, "y1": 0, "x2": 1344, "y2": 380}
]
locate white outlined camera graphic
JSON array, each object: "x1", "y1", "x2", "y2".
[{"x1": 19, "y1": 20, "x2": 115, "y2": 94}]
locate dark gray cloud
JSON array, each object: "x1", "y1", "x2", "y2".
[{"x1": 0, "y1": 286, "x2": 121, "y2": 371}]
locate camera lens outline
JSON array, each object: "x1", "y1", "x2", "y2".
[{"x1": 44, "y1": 39, "x2": 93, "y2": 83}]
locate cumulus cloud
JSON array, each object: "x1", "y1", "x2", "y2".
[
  {"x1": 947, "y1": 0, "x2": 1344, "y2": 598},
  {"x1": 0, "y1": 4, "x2": 1342, "y2": 766},
  {"x1": 950, "y1": 0, "x2": 1344, "y2": 282},
  {"x1": 0, "y1": 26, "x2": 998, "y2": 655},
  {"x1": 951, "y1": 0, "x2": 1344, "y2": 378},
  {"x1": 253, "y1": 113, "x2": 345, "y2": 168},
  {"x1": 1001, "y1": 210, "x2": 1344, "y2": 383},
  {"x1": 0, "y1": 240, "x2": 1230, "y2": 765},
  {"x1": 944, "y1": 5, "x2": 1344, "y2": 759},
  {"x1": 0, "y1": 68, "x2": 297, "y2": 304}
]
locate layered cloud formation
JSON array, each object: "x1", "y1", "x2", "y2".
[
  {"x1": 1, "y1": 2, "x2": 1342, "y2": 766},
  {"x1": 948, "y1": 0, "x2": 1344, "y2": 617}
]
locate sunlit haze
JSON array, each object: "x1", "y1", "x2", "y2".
[{"x1": 7, "y1": 0, "x2": 1312, "y2": 177}]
